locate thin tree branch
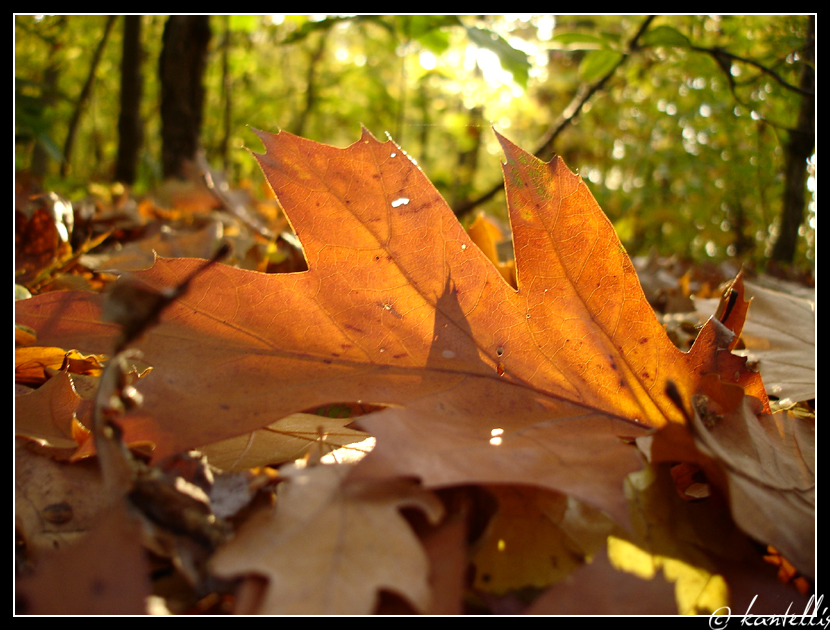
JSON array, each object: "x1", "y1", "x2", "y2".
[
  {"x1": 690, "y1": 45, "x2": 814, "y2": 98},
  {"x1": 61, "y1": 15, "x2": 117, "y2": 178},
  {"x1": 696, "y1": 42, "x2": 812, "y2": 133},
  {"x1": 454, "y1": 15, "x2": 655, "y2": 218}
]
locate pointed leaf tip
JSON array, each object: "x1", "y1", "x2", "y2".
[
  {"x1": 495, "y1": 130, "x2": 561, "y2": 173},
  {"x1": 249, "y1": 127, "x2": 281, "y2": 156}
]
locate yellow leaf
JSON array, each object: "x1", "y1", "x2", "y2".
[
  {"x1": 608, "y1": 463, "x2": 731, "y2": 615},
  {"x1": 472, "y1": 486, "x2": 613, "y2": 593}
]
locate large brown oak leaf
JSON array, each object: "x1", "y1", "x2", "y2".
[{"x1": 15, "y1": 129, "x2": 765, "y2": 522}]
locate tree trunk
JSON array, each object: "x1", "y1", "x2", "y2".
[
  {"x1": 219, "y1": 15, "x2": 232, "y2": 173},
  {"x1": 115, "y1": 16, "x2": 144, "y2": 185},
  {"x1": 771, "y1": 15, "x2": 815, "y2": 264},
  {"x1": 292, "y1": 32, "x2": 327, "y2": 138},
  {"x1": 30, "y1": 63, "x2": 60, "y2": 180},
  {"x1": 158, "y1": 16, "x2": 212, "y2": 180}
]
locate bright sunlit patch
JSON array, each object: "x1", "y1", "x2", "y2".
[
  {"x1": 490, "y1": 427, "x2": 504, "y2": 446},
  {"x1": 319, "y1": 437, "x2": 377, "y2": 465},
  {"x1": 419, "y1": 50, "x2": 437, "y2": 71},
  {"x1": 391, "y1": 198, "x2": 410, "y2": 208},
  {"x1": 470, "y1": 46, "x2": 510, "y2": 88}
]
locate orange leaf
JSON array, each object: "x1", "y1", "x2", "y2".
[
  {"x1": 466, "y1": 213, "x2": 516, "y2": 288},
  {"x1": 15, "y1": 129, "x2": 766, "y2": 523},
  {"x1": 15, "y1": 346, "x2": 105, "y2": 386}
]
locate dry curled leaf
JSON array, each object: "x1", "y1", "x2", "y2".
[
  {"x1": 210, "y1": 463, "x2": 443, "y2": 614},
  {"x1": 640, "y1": 401, "x2": 814, "y2": 579}
]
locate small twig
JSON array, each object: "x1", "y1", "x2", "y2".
[
  {"x1": 197, "y1": 152, "x2": 275, "y2": 239},
  {"x1": 105, "y1": 243, "x2": 231, "y2": 355},
  {"x1": 94, "y1": 243, "x2": 231, "y2": 497}
]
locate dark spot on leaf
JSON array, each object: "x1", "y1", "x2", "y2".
[{"x1": 42, "y1": 502, "x2": 73, "y2": 525}]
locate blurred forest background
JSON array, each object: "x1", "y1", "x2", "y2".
[{"x1": 14, "y1": 14, "x2": 815, "y2": 272}]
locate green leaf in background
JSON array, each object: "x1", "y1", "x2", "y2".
[
  {"x1": 228, "y1": 15, "x2": 260, "y2": 33},
  {"x1": 402, "y1": 15, "x2": 459, "y2": 54},
  {"x1": 641, "y1": 25, "x2": 691, "y2": 49},
  {"x1": 464, "y1": 26, "x2": 530, "y2": 88},
  {"x1": 282, "y1": 16, "x2": 394, "y2": 44},
  {"x1": 552, "y1": 32, "x2": 609, "y2": 49},
  {"x1": 579, "y1": 49, "x2": 624, "y2": 82}
]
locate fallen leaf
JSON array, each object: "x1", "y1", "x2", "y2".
[
  {"x1": 82, "y1": 221, "x2": 225, "y2": 273},
  {"x1": 16, "y1": 503, "x2": 150, "y2": 615},
  {"x1": 15, "y1": 346, "x2": 105, "y2": 386},
  {"x1": 418, "y1": 492, "x2": 469, "y2": 615},
  {"x1": 607, "y1": 462, "x2": 739, "y2": 615},
  {"x1": 15, "y1": 438, "x2": 107, "y2": 555},
  {"x1": 466, "y1": 213, "x2": 516, "y2": 288},
  {"x1": 696, "y1": 281, "x2": 815, "y2": 403},
  {"x1": 15, "y1": 208, "x2": 63, "y2": 285},
  {"x1": 471, "y1": 486, "x2": 613, "y2": 594},
  {"x1": 15, "y1": 129, "x2": 765, "y2": 524},
  {"x1": 15, "y1": 371, "x2": 91, "y2": 450},
  {"x1": 525, "y1": 546, "x2": 678, "y2": 615},
  {"x1": 762, "y1": 546, "x2": 812, "y2": 596},
  {"x1": 210, "y1": 463, "x2": 443, "y2": 614},
  {"x1": 641, "y1": 399, "x2": 815, "y2": 579},
  {"x1": 199, "y1": 412, "x2": 368, "y2": 471},
  {"x1": 607, "y1": 454, "x2": 814, "y2": 615}
]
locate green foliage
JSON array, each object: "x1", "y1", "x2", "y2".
[
  {"x1": 463, "y1": 25, "x2": 531, "y2": 87},
  {"x1": 14, "y1": 15, "x2": 814, "y2": 270},
  {"x1": 579, "y1": 50, "x2": 624, "y2": 81},
  {"x1": 640, "y1": 25, "x2": 691, "y2": 49},
  {"x1": 15, "y1": 77, "x2": 63, "y2": 164}
]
